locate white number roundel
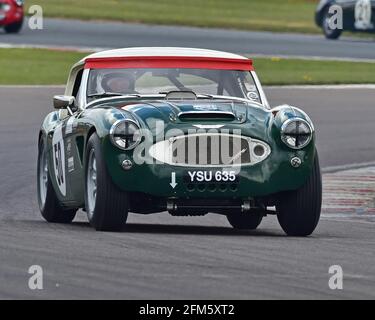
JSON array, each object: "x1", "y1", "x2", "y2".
[
  {"x1": 52, "y1": 125, "x2": 66, "y2": 196},
  {"x1": 355, "y1": 0, "x2": 373, "y2": 30}
]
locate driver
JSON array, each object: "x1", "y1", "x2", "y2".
[{"x1": 101, "y1": 72, "x2": 136, "y2": 94}]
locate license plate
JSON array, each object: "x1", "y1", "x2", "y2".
[{"x1": 184, "y1": 170, "x2": 239, "y2": 183}]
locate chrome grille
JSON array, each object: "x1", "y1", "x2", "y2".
[
  {"x1": 149, "y1": 133, "x2": 271, "y2": 168},
  {"x1": 171, "y1": 134, "x2": 251, "y2": 166}
]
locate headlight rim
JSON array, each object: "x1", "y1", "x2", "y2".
[
  {"x1": 109, "y1": 119, "x2": 142, "y2": 151},
  {"x1": 280, "y1": 118, "x2": 313, "y2": 150}
]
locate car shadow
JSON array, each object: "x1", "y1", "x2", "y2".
[
  {"x1": 13, "y1": 219, "x2": 330, "y2": 238},
  {"x1": 69, "y1": 221, "x2": 286, "y2": 237}
]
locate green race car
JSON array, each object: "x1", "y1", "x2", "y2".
[{"x1": 37, "y1": 47, "x2": 322, "y2": 236}]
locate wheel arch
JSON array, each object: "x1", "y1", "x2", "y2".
[
  {"x1": 82, "y1": 125, "x2": 98, "y2": 166},
  {"x1": 37, "y1": 130, "x2": 50, "y2": 169},
  {"x1": 38, "y1": 130, "x2": 43, "y2": 145}
]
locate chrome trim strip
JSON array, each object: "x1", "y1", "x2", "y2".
[
  {"x1": 80, "y1": 69, "x2": 90, "y2": 110},
  {"x1": 251, "y1": 71, "x2": 270, "y2": 109}
]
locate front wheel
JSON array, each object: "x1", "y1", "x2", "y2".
[
  {"x1": 276, "y1": 152, "x2": 322, "y2": 237},
  {"x1": 4, "y1": 20, "x2": 23, "y2": 34},
  {"x1": 227, "y1": 212, "x2": 263, "y2": 230},
  {"x1": 37, "y1": 138, "x2": 77, "y2": 223},
  {"x1": 85, "y1": 133, "x2": 129, "y2": 231}
]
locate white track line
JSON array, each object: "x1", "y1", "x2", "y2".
[
  {"x1": 322, "y1": 161, "x2": 375, "y2": 173},
  {"x1": 0, "y1": 85, "x2": 65, "y2": 88},
  {"x1": 0, "y1": 42, "x2": 106, "y2": 53},
  {"x1": 266, "y1": 84, "x2": 375, "y2": 89},
  {"x1": 246, "y1": 53, "x2": 375, "y2": 63},
  {"x1": 2, "y1": 43, "x2": 375, "y2": 63}
]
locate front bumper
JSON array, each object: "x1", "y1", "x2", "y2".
[
  {"x1": 103, "y1": 136, "x2": 316, "y2": 199},
  {"x1": 0, "y1": 6, "x2": 23, "y2": 26}
]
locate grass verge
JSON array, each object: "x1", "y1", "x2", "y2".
[
  {"x1": 1, "y1": 48, "x2": 375, "y2": 86},
  {"x1": 26, "y1": 0, "x2": 321, "y2": 34},
  {"x1": 255, "y1": 57, "x2": 375, "y2": 85},
  {"x1": 0, "y1": 48, "x2": 86, "y2": 85}
]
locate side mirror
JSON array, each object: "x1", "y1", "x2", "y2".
[{"x1": 53, "y1": 95, "x2": 76, "y2": 110}]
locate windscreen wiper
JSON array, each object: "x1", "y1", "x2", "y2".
[{"x1": 87, "y1": 92, "x2": 124, "y2": 98}]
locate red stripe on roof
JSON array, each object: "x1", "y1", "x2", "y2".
[{"x1": 84, "y1": 56, "x2": 253, "y2": 71}]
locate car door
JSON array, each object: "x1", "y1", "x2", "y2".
[
  {"x1": 61, "y1": 111, "x2": 84, "y2": 205},
  {"x1": 61, "y1": 69, "x2": 86, "y2": 206},
  {"x1": 49, "y1": 70, "x2": 85, "y2": 206}
]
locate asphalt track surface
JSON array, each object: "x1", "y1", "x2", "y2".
[
  {"x1": 0, "y1": 87, "x2": 374, "y2": 299},
  {"x1": 1, "y1": 18, "x2": 375, "y2": 59}
]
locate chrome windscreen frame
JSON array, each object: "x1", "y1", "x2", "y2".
[
  {"x1": 251, "y1": 71, "x2": 270, "y2": 109},
  {"x1": 78, "y1": 69, "x2": 90, "y2": 110}
]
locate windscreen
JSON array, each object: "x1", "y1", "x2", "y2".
[{"x1": 87, "y1": 68, "x2": 261, "y2": 103}]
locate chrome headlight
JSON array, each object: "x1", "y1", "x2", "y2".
[
  {"x1": 281, "y1": 118, "x2": 313, "y2": 149},
  {"x1": 110, "y1": 119, "x2": 141, "y2": 150}
]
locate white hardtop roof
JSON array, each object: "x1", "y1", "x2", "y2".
[{"x1": 83, "y1": 47, "x2": 248, "y2": 61}]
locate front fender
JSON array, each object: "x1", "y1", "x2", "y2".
[{"x1": 80, "y1": 106, "x2": 140, "y2": 140}]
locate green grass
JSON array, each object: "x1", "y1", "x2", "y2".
[
  {"x1": 254, "y1": 57, "x2": 375, "y2": 85},
  {"x1": 0, "y1": 48, "x2": 87, "y2": 85},
  {"x1": 26, "y1": 0, "x2": 321, "y2": 34},
  {"x1": 2, "y1": 48, "x2": 375, "y2": 85}
]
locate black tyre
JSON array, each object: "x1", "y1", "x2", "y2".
[
  {"x1": 4, "y1": 20, "x2": 23, "y2": 34},
  {"x1": 37, "y1": 139, "x2": 77, "y2": 223},
  {"x1": 322, "y1": 8, "x2": 342, "y2": 40},
  {"x1": 227, "y1": 212, "x2": 263, "y2": 230},
  {"x1": 276, "y1": 152, "x2": 322, "y2": 237},
  {"x1": 84, "y1": 133, "x2": 129, "y2": 231}
]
